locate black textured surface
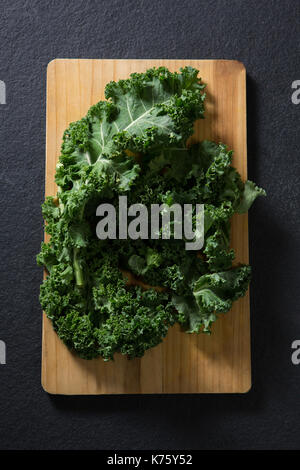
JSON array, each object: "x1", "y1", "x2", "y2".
[{"x1": 0, "y1": 0, "x2": 299, "y2": 450}]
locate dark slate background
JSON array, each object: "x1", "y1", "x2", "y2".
[{"x1": 0, "y1": 0, "x2": 299, "y2": 450}]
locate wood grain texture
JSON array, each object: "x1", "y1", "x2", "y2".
[{"x1": 42, "y1": 59, "x2": 250, "y2": 394}]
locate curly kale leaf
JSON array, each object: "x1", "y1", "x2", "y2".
[
  {"x1": 204, "y1": 228, "x2": 235, "y2": 271},
  {"x1": 38, "y1": 66, "x2": 265, "y2": 361},
  {"x1": 40, "y1": 253, "x2": 176, "y2": 360},
  {"x1": 104, "y1": 66, "x2": 206, "y2": 148},
  {"x1": 173, "y1": 265, "x2": 251, "y2": 334},
  {"x1": 237, "y1": 180, "x2": 266, "y2": 213},
  {"x1": 55, "y1": 66, "x2": 205, "y2": 191}
]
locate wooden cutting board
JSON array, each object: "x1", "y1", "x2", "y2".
[{"x1": 42, "y1": 59, "x2": 250, "y2": 394}]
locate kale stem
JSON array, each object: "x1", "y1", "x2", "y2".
[
  {"x1": 73, "y1": 201, "x2": 87, "y2": 287},
  {"x1": 73, "y1": 247, "x2": 85, "y2": 287}
]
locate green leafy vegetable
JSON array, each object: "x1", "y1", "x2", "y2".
[{"x1": 38, "y1": 66, "x2": 265, "y2": 361}]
